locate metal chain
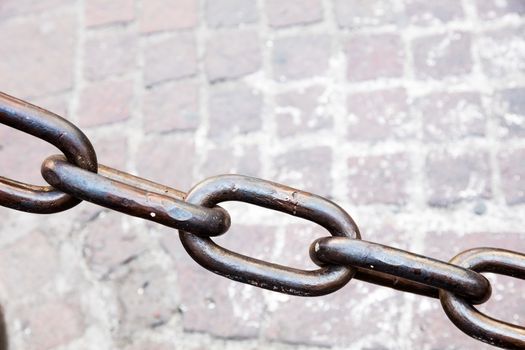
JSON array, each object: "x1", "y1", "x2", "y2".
[{"x1": 1, "y1": 91, "x2": 525, "y2": 349}]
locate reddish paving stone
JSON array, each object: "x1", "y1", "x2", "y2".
[
  {"x1": 413, "y1": 231, "x2": 525, "y2": 349},
  {"x1": 415, "y1": 92, "x2": 486, "y2": 141},
  {"x1": 345, "y1": 34, "x2": 404, "y2": 81},
  {"x1": 495, "y1": 88, "x2": 525, "y2": 138},
  {"x1": 499, "y1": 148, "x2": 525, "y2": 205},
  {"x1": 201, "y1": 145, "x2": 261, "y2": 178},
  {"x1": 274, "y1": 146, "x2": 332, "y2": 197},
  {"x1": 475, "y1": 0, "x2": 525, "y2": 19},
  {"x1": 275, "y1": 86, "x2": 332, "y2": 137},
  {"x1": 0, "y1": 13, "x2": 75, "y2": 98},
  {"x1": 0, "y1": 127, "x2": 56, "y2": 185},
  {"x1": 83, "y1": 213, "x2": 145, "y2": 277},
  {"x1": 12, "y1": 299, "x2": 84, "y2": 350},
  {"x1": 266, "y1": 0, "x2": 323, "y2": 28},
  {"x1": 425, "y1": 150, "x2": 491, "y2": 207},
  {"x1": 140, "y1": 0, "x2": 198, "y2": 33},
  {"x1": 86, "y1": 133, "x2": 128, "y2": 171},
  {"x1": 143, "y1": 81, "x2": 199, "y2": 133},
  {"x1": 0, "y1": 0, "x2": 70, "y2": 19},
  {"x1": 334, "y1": 0, "x2": 403, "y2": 28},
  {"x1": 136, "y1": 135, "x2": 196, "y2": 191},
  {"x1": 404, "y1": 0, "x2": 464, "y2": 26},
  {"x1": 143, "y1": 33, "x2": 197, "y2": 86},
  {"x1": 116, "y1": 264, "x2": 177, "y2": 331},
  {"x1": 78, "y1": 79, "x2": 134, "y2": 127},
  {"x1": 205, "y1": 0, "x2": 258, "y2": 27},
  {"x1": 161, "y1": 225, "x2": 270, "y2": 338},
  {"x1": 208, "y1": 83, "x2": 262, "y2": 138},
  {"x1": 412, "y1": 31, "x2": 473, "y2": 80},
  {"x1": 85, "y1": 0, "x2": 135, "y2": 27},
  {"x1": 84, "y1": 30, "x2": 137, "y2": 81},
  {"x1": 205, "y1": 30, "x2": 261, "y2": 82},
  {"x1": 272, "y1": 35, "x2": 331, "y2": 81},
  {"x1": 29, "y1": 94, "x2": 70, "y2": 119},
  {"x1": 347, "y1": 88, "x2": 413, "y2": 141},
  {"x1": 347, "y1": 154, "x2": 410, "y2": 205},
  {"x1": 478, "y1": 25, "x2": 525, "y2": 79},
  {"x1": 0, "y1": 232, "x2": 58, "y2": 297}
]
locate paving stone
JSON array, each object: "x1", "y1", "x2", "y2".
[
  {"x1": 136, "y1": 135, "x2": 196, "y2": 191},
  {"x1": 415, "y1": 92, "x2": 486, "y2": 141},
  {"x1": 84, "y1": 30, "x2": 137, "y2": 81},
  {"x1": 266, "y1": 0, "x2": 323, "y2": 28},
  {"x1": 425, "y1": 150, "x2": 491, "y2": 207},
  {"x1": 347, "y1": 154, "x2": 410, "y2": 205},
  {"x1": 405, "y1": 0, "x2": 464, "y2": 26},
  {"x1": 334, "y1": 0, "x2": 403, "y2": 28},
  {"x1": 0, "y1": 232, "x2": 58, "y2": 297},
  {"x1": 275, "y1": 86, "x2": 332, "y2": 137},
  {"x1": 205, "y1": 29, "x2": 261, "y2": 82},
  {"x1": 0, "y1": 0, "x2": 70, "y2": 19},
  {"x1": 475, "y1": 0, "x2": 525, "y2": 20},
  {"x1": 412, "y1": 31, "x2": 473, "y2": 80},
  {"x1": 29, "y1": 94, "x2": 70, "y2": 119},
  {"x1": 478, "y1": 25, "x2": 525, "y2": 80},
  {"x1": 201, "y1": 145, "x2": 261, "y2": 178},
  {"x1": 143, "y1": 33, "x2": 197, "y2": 87},
  {"x1": 140, "y1": 0, "x2": 198, "y2": 33},
  {"x1": 345, "y1": 34, "x2": 404, "y2": 81},
  {"x1": 116, "y1": 264, "x2": 177, "y2": 331},
  {"x1": 12, "y1": 299, "x2": 84, "y2": 350},
  {"x1": 0, "y1": 127, "x2": 56, "y2": 185},
  {"x1": 493, "y1": 88, "x2": 525, "y2": 138},
  {"x1": 347, "y1": 88, "x2": 413, "y2": 141},
  {"x1": 273, "y1": 35, "x2": 331, "y2": 81},
  {"x1": 274, "y1": 146, "x2": 332, "y2": 197},
  {"x1": 87, "y1": 133, "x2": 128, "y2": 170},
  {"x1": 208, "y1": 83, "x2": 262, "y2": 138},
  {"x1": 0, "y1": 12, "x2": 75, "y2": 98},
  {"x1": 85, "y1": 0, "x2": 135, "y2": 27},
  {"x1": 83, "y1": 212, "x2": 145, "y2": 277},
  {"x1": 499, "y1": 148, "x2": 525, "y2": 205},
  {"x1": 143, "y1": 81, "x2": 200, "y2": 133},
  {"x1": 78, "y1": 79, "x2": 134, "y2": 127},
  {"x1": 206, "y1": 0, "x2": 258, "y2": 27}
]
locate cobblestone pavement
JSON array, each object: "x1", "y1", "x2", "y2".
[{"x1": 1, "y1": 0, "x2": 525, "y2": 349}]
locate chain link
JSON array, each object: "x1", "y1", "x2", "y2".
[{"x1": 1, "y1": 91, "x2": 524, "y2": 349}]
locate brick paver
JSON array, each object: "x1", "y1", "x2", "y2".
[{"x1": 0, "y1": 1, "x2": 525, "y2": 349}]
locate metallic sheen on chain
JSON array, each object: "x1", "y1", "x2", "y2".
[
  {"x1": 179, "y1": 174, "x2": 360, "y2": 296},
  {"x1": 0, "y1": 92, "x2": 98, "y2": 213},
  {"x1": 440, "y1": 248, "x2": 525, "y2": 349},
  {"x1": 1, "y1": 91, "x2": 524, "y2": 349},
  {"x1": 42, "y1": 155, "x2": 231, "y2": 237}
]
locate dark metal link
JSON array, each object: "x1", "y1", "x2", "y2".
[
  {"x1": 311, "y1": 237, "x2": 492, "y2": 304},
  {"x1": 41, "y1": 155, "x2": 231, "y2": 237},
  {"x1": 440, "y1": 248, "x2": 525, "y2": 349},
  {"x1": 0, "y1": 92, "x2": 97, "y2": 213},
  {"x1": 179, "y1": 174, "x2": 360, "y2": 296}
]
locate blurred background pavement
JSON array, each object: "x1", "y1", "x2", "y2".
[{"x1": 1, "y1": 0, "x2": 525, "y2": 349}]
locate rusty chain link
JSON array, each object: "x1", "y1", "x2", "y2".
[{"x1": 1, "y1": 91, "x2": 525, "y2": 349}]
